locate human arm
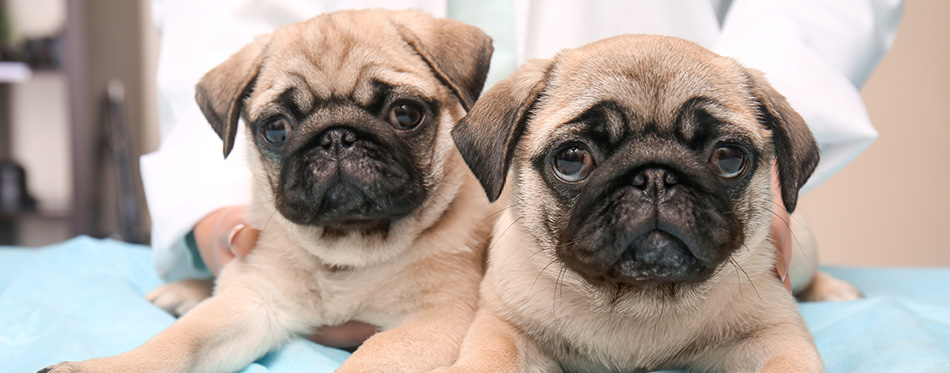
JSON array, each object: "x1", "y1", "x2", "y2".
[
  {"x1": 713, "y1": 0, "x2": 903, "y2": 288},
  {"x1": 713, "y1": 0, "x2": 903, "y2": 192}
]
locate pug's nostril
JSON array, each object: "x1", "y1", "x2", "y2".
[
  {"x1": 319, "y1": 128, "x2": 359, "y2": 150},
  {"x1": 632, "y1": 168, "x2": 678, "y2": 198},
  {"x1": 664, "y1": 173, "x2": 677, "y2": 186},
  {"x1": 632, "y1": 173, "x2": 647, "y2": 188},
  {"x1": 342, "y1": 131, "x2": 356, "y2": 146}
]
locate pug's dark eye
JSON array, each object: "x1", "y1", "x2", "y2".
[
  {"x1": 388, "y1": 102, "x2": 425, "y2": 129},
  {"x1": 260, "y1": 116, "x2": 292, "y2": 145},
  {"x1": 552, "y1": 146, "x2": 595, "y2": 182},
  {"x1": 710, "y1": 145, "x2": 748, "y2": 179}
]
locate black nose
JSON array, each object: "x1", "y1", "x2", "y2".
[
  {"x1": 632, "y1": 167, "x2": 678, "y2": 201},
  {"x1": 319, "y1": 127, "x2": 358, "y2": 153}
]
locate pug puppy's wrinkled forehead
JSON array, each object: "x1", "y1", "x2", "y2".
[
  {"x1": 525, "y1": 36, "x2": 766, "y2": 156},
  {"x1": 198, "y1": 9, "x2": 490, "y2": 158}
]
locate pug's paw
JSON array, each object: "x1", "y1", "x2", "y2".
[
  {"x1": 39, "y1": 358, "x2": 136, "y2": 373},
  {"x1": 38, "y1": 362, "x2": 88, "y2": 373},
  {"x1": 429, "y1": 367, "x2": 470, "y2": 373},
  {"x1": 798, "y1": 271, "x2": 863, "y2": 302},
  {"x1": 146, "y1": 279, "x2": 214, "y2": 316}
]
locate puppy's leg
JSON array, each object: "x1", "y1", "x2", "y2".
[
  {"x1": 788, "y1": 212, "x2": 862, "y2": 302},
  {"x1": 430, "y1": 308, "x2": 525, "y2": 373},
  {"x1": 43, "y1": 272, "x2": 312, "y2": 373},
  {"x1": 146, "y1": 278, "x2": 214, "y2": 316},
  {"x1": 431, "y1": 308, "x2": 558, "y2": 373},
  {"x1": 797, "y1": 271, "x2": 863, "y2": 302},
  {"x1": 698, "y1": 316, "x2": 823, "y2": 373},
  {"x1": 754, "y1": 322, "x2": 824, "y2": 373},
  {"x1": 337, "y1": 303, "x2": 476, "y2": 372}
]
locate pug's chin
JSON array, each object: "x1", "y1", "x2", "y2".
[
  {"x1": 285, "y1": 217, "x2": 418, "y2": 268},
  {"x1": 319, "y1": 219, "x2": 392, "y2": 237},
  {"x1": 576, "y1": 267, "x2": 725, "y2": 317}
]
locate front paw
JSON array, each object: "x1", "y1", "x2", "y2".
[
  {"x1": 39, "y1": 356, "x2": 140, "y2": 373},
  {"x1": 146, "y1": 279, "x2": 214, "y2": 316},
  {"x1": 798, "y1": 271, "x2": 863, "y2": 302},
  {"x1": 429, "y1": 367, "x2": 469, "y2": 373},
  {"x1": 38, "y1": 362, "x2": 89, "y2": 373},
  {"x1": 336, "y1": 361, "x2": 388, "y2": 373}
]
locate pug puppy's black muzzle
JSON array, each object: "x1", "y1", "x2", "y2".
[
  {"x1": 557, "y1": 140, "x2": 744, "y2": 287},
  {"x1": 275, "y1": 120, "x2": 427, "y2": 231}
]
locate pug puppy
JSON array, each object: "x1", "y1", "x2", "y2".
[
  {"x1": 43, "y1": 9, "x2": 493, "y2": 373},
  {"x1": 443, "y1": 35, "x2": 828, "y2": 372}
]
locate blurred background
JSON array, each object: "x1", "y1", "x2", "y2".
[
  {"x1": 0, "y1": 0, "x2": 157, "y2": 247},
  {"x1": 0, "y1": 0, "x2": 946, "y2": 266}
]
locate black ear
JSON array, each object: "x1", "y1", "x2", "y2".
[
  {"x1": 392, "y1": 11, "x2": 493, "y2": 112},
  {"x1": 451, "y1": 59, "x2": 552, "y2": 202},
  {"x1": 746, "y1": 69, "x2": 820, "y2": 213},
  {"x1": 194, "y1": 34, "x2": 271, "y2": 158}
]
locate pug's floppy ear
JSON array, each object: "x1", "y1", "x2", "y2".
[
  {"x1": 451, "y1": 59, "x2": 552, "y2": 202},
  {"x1": 392, "y1": 11, "x2": 493, "y2": 111},
  {"x1": 195, "y1": 34, "x2": 271, "y2": 158},
  {"x1": 746, "y1": 68, "x2": 820, "y2": 213}
]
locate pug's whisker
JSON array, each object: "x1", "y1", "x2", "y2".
[
  {"x1": 480, "y1": 205, "x2": 516, "y2": 225},
  {"x1": 765, "y1": 206, "x2": 808, "y2": 258},
  {"x1": 728, "y1": 257, "x2": 744, "y2": 299},
  {"x1": 767, "y1": 201, "x2": 812, "y2": 258},
  {"x1": 520, "y1": 247, "x2": 550, "y2": 268},
  {"x1": 553, "y1": 266, "x2": 569, "y2": 320},
  {"x1": 530, "y1": 258, "x2": 559, "y2": 297},
  {"x1": 488, "y1": 216, "x2": 524, "y2": 253},
  {"x1": 262, "y1": 209, "x2": 279, "y2": 233},
  {"x1": 767, "y1": 200, "x2": 811, "y2": 232},
  {"x1": 732, "y1": 251, "x2": 761, "y2": 301},
  {"x1": 553, "y1": 231, "x2": 598, "y2": 250},
  {"x1": 557, "y1": 266, "x2": 568, "y2": 300},
  {"x1": 787, "y1": 228, "x2": 808, "y2": 258},
  {"x1": 765, "y1": 207, "x2": 793, "y2": 230}
]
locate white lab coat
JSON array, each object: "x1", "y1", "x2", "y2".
[{"x1": 141, "y1": 0, "x2": 903, "y2": 282}]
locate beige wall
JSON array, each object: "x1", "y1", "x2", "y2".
[{"x1": 803, "y1": 0, "x2": 950, "y2": 267}]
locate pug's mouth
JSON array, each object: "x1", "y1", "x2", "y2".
[
  {"x1": 277, "y1": 170, "x2": 422, "y2": 230},
  {"x1": 609, "y1": 230, "x2": 709, "y2": 285},
  {"x1": 560, "y1": 228, "x2": 722, "y2": 289},
  {"x1": 319, "y1": 218, "x2": 392, "y2": 236}
]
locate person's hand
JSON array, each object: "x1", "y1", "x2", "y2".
[
  {"x1": 768, "y1": 162, "x2": 793, "y2": 292},
  {"x1": 193, "y1": 205, "x2": 260, "y2": 276},
  {"x1": 311, "y1": 321, "x2": 379, "y2": 349},
  {"x1": 192, "y1": 205, "x2": 379, "y2": 347}
]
